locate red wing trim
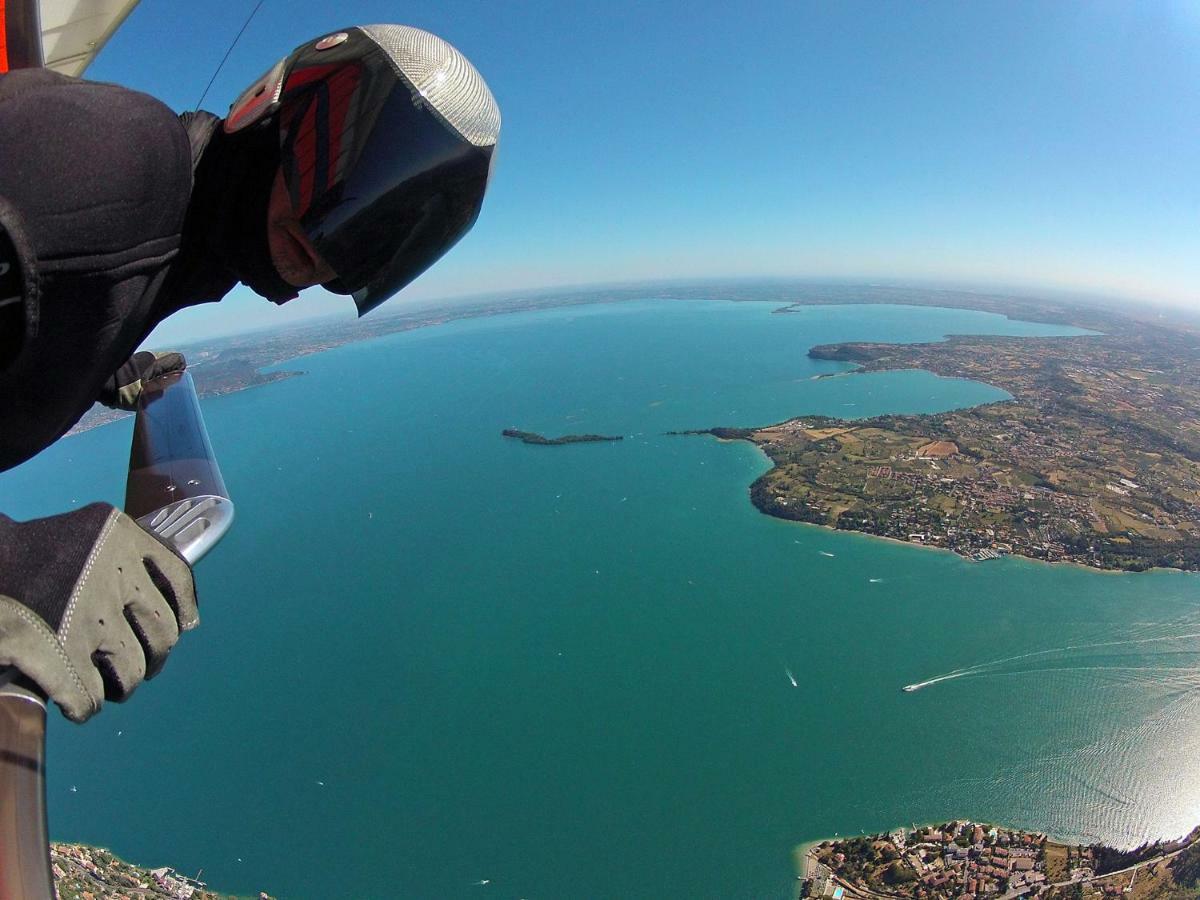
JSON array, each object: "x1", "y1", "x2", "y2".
[
  {"x1": 0, "y1": 0, "x2": 43, "y2": 72},
  {"x1": 1, "y1": 0, "x2": 10, "y2": 74}
]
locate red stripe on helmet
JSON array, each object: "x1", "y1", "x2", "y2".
[
  {"x1": 292, "y1": 101, "x2": 318, "y2": 215},
  {"x1": 280, "y1": 61, "x2": 364, "y2": 218},
  {"x1": 320, "y1": 64, "x2": 362, "y2": 185},
  {"x1": 283, "y1": 60, "x2": 340, "y2": 91}
]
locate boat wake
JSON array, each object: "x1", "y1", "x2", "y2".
[
  {"x1": 902, "y1": 670, "x2": 970, "y2": 692},
  {"x1": 902, "y1": 631, "x2": 1200, "y2": 694}
]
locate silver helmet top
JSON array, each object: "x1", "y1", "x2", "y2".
[{"x1": 360, "y1": 24, "x2": 501, "y2": 148}]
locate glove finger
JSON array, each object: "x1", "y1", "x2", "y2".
[
  {"x1": 148, "y1": 351, "x2": 187, "y2": 379},
  {"x1": 123, "y1": 583, "x2": 181, "y2": 680},
  {"x1": 98, "y1": 351, "x2": 187, "y2": 411},
  {"x1": 73, "y1": 661, "x2": 106, "y2": 722},
  {"x1": 99, "y1": 351, "x2": 155, "y2": 410},
  {"x1": 90, "y1": 615, "x2": 147, "y2": 702},
  {"x1": 142, "y1": 549, "x2": 199, "y2": 631},
  {"x1": 0, "y1": 595, "x2": 103, "y2": 723}
]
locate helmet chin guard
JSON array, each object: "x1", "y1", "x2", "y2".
[{"x1": 225, "y1": 25, "x2": 501, "y2": 314}]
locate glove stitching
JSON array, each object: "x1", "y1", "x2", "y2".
[
  {"x1": 1, "y1": 600, "x2": 93, "y2": 703},
  {"x1": 59, "y1": 508, "x2": 121, "y2": 643}
]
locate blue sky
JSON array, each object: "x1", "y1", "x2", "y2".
[{"x1": 88, "y1": 0, "x2": 1200, "y2": 342}]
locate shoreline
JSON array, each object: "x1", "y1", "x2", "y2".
[
  {"x1": 685, "y1": 432, "x2": 1191, "y2": 577},
  {"x1": 66, "y1": 369, "x2": 305, "y2": 437},
  {"x1": 50, "y1": 841, "x2": 270, "y2": 899},
  {"x1": 771, "y1": 510, "x2": 1154, "y2": 576}
]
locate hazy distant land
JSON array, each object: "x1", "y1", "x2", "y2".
[{"x1": 73, "y1": 281, "x2": 1153, "y2": 434}]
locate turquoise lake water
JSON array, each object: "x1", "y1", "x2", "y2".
[{"x1": 2, "y1": 299, "x2": 1199, "y2": 899}]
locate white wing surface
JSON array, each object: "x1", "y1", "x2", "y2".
[{"x1": 40, "y1": 0, "x2": 140, "y2": 75}]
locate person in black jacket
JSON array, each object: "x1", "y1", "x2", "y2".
[{"x1": 0, "y1": 24, "x2": 500, "y2": 722}]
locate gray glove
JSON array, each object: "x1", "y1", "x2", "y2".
[
  {"x1": 98, "y1": 351, "x2": 187, "y2": 411},
  {"x1": 0, "y1": 503, "x2": 197, "y2": 722}
]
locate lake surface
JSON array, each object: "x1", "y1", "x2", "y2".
[{"x1": 3, "y1": 299, "x2": 1198, "y2": 899}]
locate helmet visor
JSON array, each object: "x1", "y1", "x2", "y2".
[{"x1": 278, "y1": 40, "x2": 496, "y2": 315}]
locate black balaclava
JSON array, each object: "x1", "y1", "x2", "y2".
[{"x1": 156, "y1": 112, "x2": 299, "y2": 321}]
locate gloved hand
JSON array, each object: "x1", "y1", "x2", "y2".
[
  {"x1": 0, "y1": 503, "x2": 197, "y2": 722},
  {"x1": 98, "y1": 350, "x2": 187, "y2": 411}
]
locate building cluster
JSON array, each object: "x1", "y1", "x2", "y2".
[
  {"x1": 898, "y1": 823, "x2": 1050, "y2": 898},
  {"x1": 50, "y1": 842, "x2": 273, "y2": 900},
  {"x1": 844, "y1": 467, "x2": 1103, "y2": 565},
  {"x1": 806, "y1": 820, "x2": 1200, "y2": 900},
  {"x1": 51, "y1": 843, "x2": 161, "y2": 899},
  {"x1": 804, "y1": 822, "x2": 1087, "y2": 900}
]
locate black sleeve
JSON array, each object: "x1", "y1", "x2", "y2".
[
  {"x1": 0, "y1": 71, "x2": 197, "y2": 471},
  {"x1": 0, "y1": 68, "x2": 192, "y2": 277},
  {"x1": 0, "y1": 193, "x2": 38, "y2": 369}
]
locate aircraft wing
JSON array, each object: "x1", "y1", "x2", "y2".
[{"x1": 1, "y1": 0, "x2": 140, "y2": 75}]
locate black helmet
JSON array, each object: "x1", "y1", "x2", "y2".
[{"x1": 225, "y1": 25, "x2": 501, "y2": 315}]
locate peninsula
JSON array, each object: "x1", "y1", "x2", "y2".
[
  {"x1": 502, "y1": 428, "x2": 623, "y2": 445},
  {"x1": 800, "y1": 821, "x2": 1200, "y2": 900},
  {"x1": 698, "y1": 294, "x2": 1200, "y2": 572}
]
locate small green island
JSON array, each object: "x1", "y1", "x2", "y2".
[
  {"x1": 502, "y1": 428, "x2": 623, "y2": 445},
  {"x1": 800, "y1": 822, "x2": 1200, "y2": 900}
]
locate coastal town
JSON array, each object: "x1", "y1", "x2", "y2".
[
  {"x1": 50, "y1": 842, "x2": 273, "y2": 900},
  {"x1": 801, "y1": 822, "x2": 1200, "y2": 900}
]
